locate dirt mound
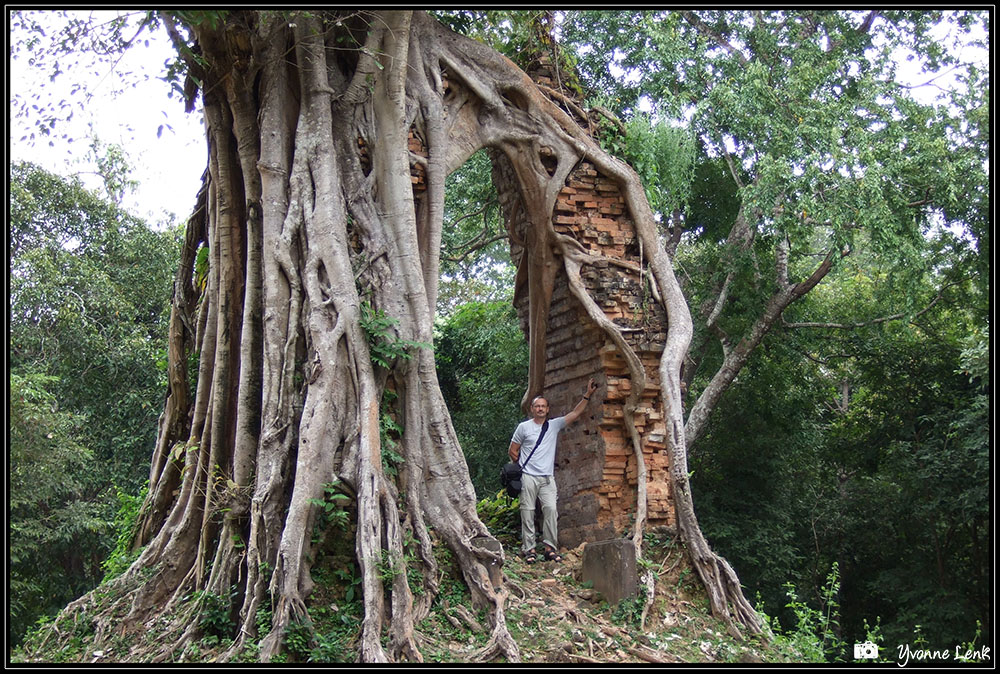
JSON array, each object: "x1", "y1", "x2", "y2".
[{"x1": 496, "y1": 541, "x2": 766, "y2": 664}]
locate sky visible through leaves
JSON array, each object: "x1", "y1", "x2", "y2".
[
  {"x1": 9, "y1": 10, "x2": 205, "y2": 225},
  {"x1": 8, "y1": 10, "x2": 986, "y2": 228}
]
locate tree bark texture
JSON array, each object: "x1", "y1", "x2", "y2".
[{"x1": 51, "y1": 10, "x2": 761, "y2": 662}]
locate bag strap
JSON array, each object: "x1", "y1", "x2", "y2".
[{"x1": 518, "y1": 420, "x2": 549, "y2": 470}]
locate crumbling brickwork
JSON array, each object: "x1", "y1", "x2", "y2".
[
  {"x1": 403, "y1": 63, "x2": 676, "y2": 549},
  {"x1": 496, "y1": 155, "x2": 675, "y2": 549}
]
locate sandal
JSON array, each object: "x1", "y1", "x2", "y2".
[
  {"x1": 523, "y1": 550, "x2": 537, "y2": 564},
  {"x1": 543, "y1": 547, "x2": 563, "y2": 562}
]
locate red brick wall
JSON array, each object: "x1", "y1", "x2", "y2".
[
  {"x1": 496, "y1": 154, "x2": 676, "y2": 549},
  {"x1": 400, "y1": 85, "x2": 676, "y2": 548}
]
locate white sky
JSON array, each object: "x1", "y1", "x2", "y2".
[
  {"x1": 8, "y1": 10, "x2": 987, "y2": 228},
  {"x1": 9, "y1": 10, "x2": 206, "y2": 226}
]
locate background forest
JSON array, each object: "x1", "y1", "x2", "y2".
[{"x1": 9, "y1": 9, "x2": 990, "y2": 662}]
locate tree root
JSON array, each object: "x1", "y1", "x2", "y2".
[
  {"x1": 471, "y1": 602, "x2": 521, "y2": 663},
  {"x1": 259, "y1": 595, "x2": 311, "y2": 662}
]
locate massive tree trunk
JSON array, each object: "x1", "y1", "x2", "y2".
[{"x1": 45, "y1": 10, "x2": 760, "y2": 662}]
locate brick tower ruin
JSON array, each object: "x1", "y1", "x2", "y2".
[
  {"x1": 494, "y1": 155, "x2": 675, "y2": 549},
  {"x1": 402, "y1": 51, "x2": 677, "y2": 550},
  {"x1": 489, "y1": 55, "x2": 677, "y2": 549}
]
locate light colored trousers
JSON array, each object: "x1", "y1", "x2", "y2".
[{"x1": 520, "y1": 473, "x2": 558, "y2": 553}]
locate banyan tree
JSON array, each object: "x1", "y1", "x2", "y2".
[{"x1": 51, "y1": 10, "x2": 762, "y2": 662}]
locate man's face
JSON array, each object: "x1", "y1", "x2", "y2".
[{"x1": 531, "y1": 397, "x2": 549, "y2": 419}]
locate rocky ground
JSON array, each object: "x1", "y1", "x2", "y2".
[
  {"x1": 423, "y1": 537, "x2": 781, "y2": 665},
  {"x1": 13, "y1": 529, "x2": 808, "y2": 665}
]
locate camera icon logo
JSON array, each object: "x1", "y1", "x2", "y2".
[{"x1": 854, "y1": 641, "x2": 879, "y2": 659}]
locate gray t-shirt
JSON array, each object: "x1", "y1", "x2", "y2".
[{"x1": 511, "y1": 416, "x2": 567, "y2": 476}]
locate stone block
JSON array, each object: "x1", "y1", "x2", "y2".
[
  {"x1": 499, "y1": 147, "x2": 674, "y2": 534},
  {"x1": 582, "y1": 539, "x2": 638, "y2": 605},
  {"x1": 561, "y1": 519, "x2": 616, "y2": 551}
]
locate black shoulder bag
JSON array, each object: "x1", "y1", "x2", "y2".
[{"x1": 500, "y1": 420, "x2": 549, "y2": 499}]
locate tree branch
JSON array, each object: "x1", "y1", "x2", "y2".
[
  {"x1": 857, "y1": 10, "x2": 879, "y2": 35},
  {"x1": 536, "y1": 82, "x2": 590, "y2": 129},
  {"x1": 685, "y1": 244, "x2": 845, "y2": 449},
  {"x1": 444, "y1": 233, "x2": 507, "y2": 263},
  {"x1": 825, "y1": 10, "x2": 879, "y2": 53},
  {"x1": 681, "y1": 11, "x2": 748, "y2": 66},
  {"x1": 588, "y1": 104, "x2": 626, "y2": 135},
  {"x1": 720, "y1": 140, "x2": 745, "y2": 191}
]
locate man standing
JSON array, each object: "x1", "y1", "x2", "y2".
[{"x1": 508, "y1": 378, "x2": 600, "y2": 563}]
